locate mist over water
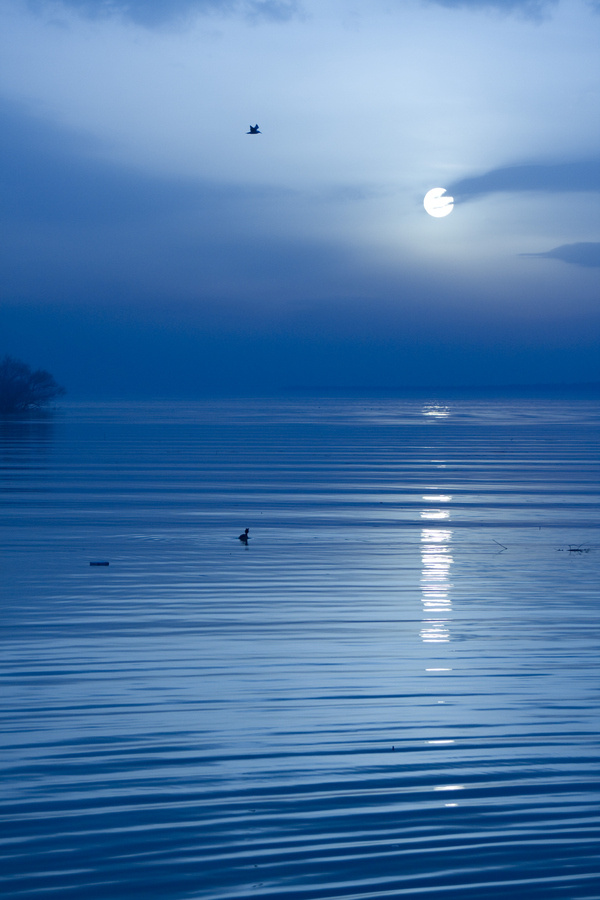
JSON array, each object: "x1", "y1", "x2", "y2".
[{"x1": 1, "y1": 394, "x2": 600, "y2": 899}]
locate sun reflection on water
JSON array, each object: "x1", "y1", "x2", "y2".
[
  {"x1": 422, "y1": 404, "x2": 451, "y2": 418},
  {"x1": 420, "y1": 492, "x2": 457, "y2": 801},
  {"x1": 421, "y1": 509, "x2": 450, "y2": 520},
  {"x1": 420, "y1": 523, "x2": 453, "y2": 643}
]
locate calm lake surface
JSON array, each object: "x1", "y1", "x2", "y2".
[{"x1": 1, "y1": 393, "x2": 600, "y2": 899}]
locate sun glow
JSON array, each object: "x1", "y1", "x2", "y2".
[{"x1": 424, "y1": 188, "x2": 454, "y2": 218}]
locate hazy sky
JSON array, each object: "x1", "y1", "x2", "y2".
[{"x1": 1, "y1": 0, "x2": 599, "y2": 395}]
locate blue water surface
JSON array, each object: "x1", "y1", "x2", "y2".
[{"x1": 1, "y1": 393, "x2": 599, "y2": 899}]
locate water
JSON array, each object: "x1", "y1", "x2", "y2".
[{"x1": 1, "y1": 393, "x2": 599, "y2": 899}]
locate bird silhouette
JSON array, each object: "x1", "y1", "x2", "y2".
[
  {"x1": 239, "y1": 528, "x2": 250, "y2": 544},
  {"x1": 247, "y1": 125, "x2": 261, "y2": 134}
]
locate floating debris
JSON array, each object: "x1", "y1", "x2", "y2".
[{"x1": 557, "y1": 544, "x2": 591, "y2": 553}]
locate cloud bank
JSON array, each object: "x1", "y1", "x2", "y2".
[
  {"x1": 450, "y1": 160, "x2": 600, "y2": 201},
  {"x1": 521, "y1": 243, "x2": 600, "y2": 268},
  {"x1": 28, "y1": 0, "x2": 300, "y2": 26},
  {"x1": 425, "y1": 0, "x2": 557, "y2": 16}
]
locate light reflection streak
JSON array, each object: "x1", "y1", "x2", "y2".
[
  {"x1": 420, "y1": 487, "x2": 455, "y2": 761},
  {"x1": 420, "y1": 505, "x2": 453, "y2": 643},
  {"x1": 422, "y1": 404, "x2": 450, "y2": 418}
]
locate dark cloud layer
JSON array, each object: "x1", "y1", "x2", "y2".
[
  {"x1": 450, "y1": 160, "x2": 600, "y2": 201},
  {"x1": 0, "y1": 103, "x2": 207, "y2": 227},
  {"x1": 30, "y1": 0, "x2": 569, "y2": 26},
  {"x1": 0, "y1": 102, "x2": 343, "y2": 316},
  {"x1": 425, "y1": 0, "x2": 557, "y2": 15},
  {"x1": 28, "y1": 0, "x2": 299, "y2": 26},
  {"x1": 521, "y1": 242, "x2": 600, "y2": 268}
]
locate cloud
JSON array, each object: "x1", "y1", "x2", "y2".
[
  {"x1": 28, "y1": 0, "x2": 300, "y2": 26},
  {"x1": 0, "y1": 100, "x2": 206, "y2": 226},
  {"x1": 521, "y1": 242, "x2": 600, "y2": 268},
  {"x1": 424, "y1": 0, "x2": 557, "y2": 16},
  {"x1": 449, "y1": 160, "x2": 600, "y2": 201},
  {"x1": 0, "y1": 100, "x2": 403, "y2": 316}
]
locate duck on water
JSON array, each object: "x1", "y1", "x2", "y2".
[{"x1": 239, "y1": 528, "x2": 250, "y2": 544}]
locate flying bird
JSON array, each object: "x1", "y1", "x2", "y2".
[
  {"x1": 247, "y1": 125, "x2": 261, "y2": 134},
  {"x1": 239, "y1": 528, "x2": 250, "y2": 544}
]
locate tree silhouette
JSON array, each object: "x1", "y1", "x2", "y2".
[{"x1": 0, "y1": 355, "x2": 66, "y2": 413}]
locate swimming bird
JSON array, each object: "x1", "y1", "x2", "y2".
[
  {"x1": 239, "y1": 528, "x2": 250, "y2": 544},
  {"x1": 247, "y1": 125, "x2": 260, "y2": 134}
]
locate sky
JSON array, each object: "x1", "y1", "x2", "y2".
[{"x1": 0, "y1": 0, "x2": 599, "y2": 396}]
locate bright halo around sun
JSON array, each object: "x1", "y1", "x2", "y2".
[{"x1": 424, "y1": 188, "x2": 454, "y2": 218}]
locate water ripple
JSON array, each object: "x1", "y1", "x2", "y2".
[{"x1": 1, "y1": 396, "x2": 600, "y2": 898}]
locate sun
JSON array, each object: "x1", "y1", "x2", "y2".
[{"x1": 424, "y1": 188, "x2": 454, "y2": 218}]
